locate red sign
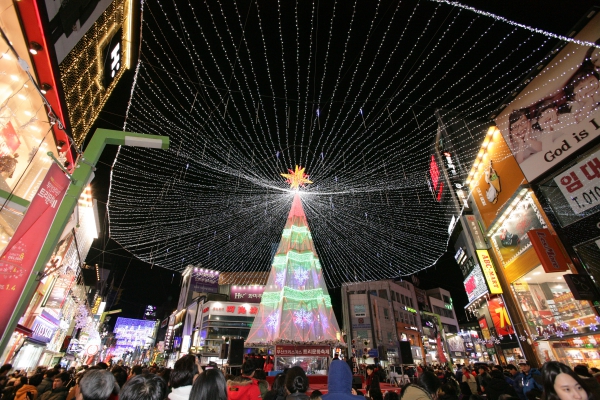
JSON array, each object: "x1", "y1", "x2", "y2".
[
  {"x1": 488, "y1": 296, "x2": 515, "y2": 336},
  {"x1": 275, "y1": 345, "x2": 330, "y2": 356},
  {"x1": 527, "y1": 229, "x2": 569, "y2": 273},
  {"x1": 0, "y1": 164, "x2": 70, "y2": 340}
]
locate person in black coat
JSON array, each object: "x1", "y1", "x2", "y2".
[{"x1": 482, "y1": 370, "x2": 518, "y2": 400}]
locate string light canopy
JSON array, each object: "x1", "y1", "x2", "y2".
[{"x1": 108, "y1": 0, "x2": 590, "y2": 287}]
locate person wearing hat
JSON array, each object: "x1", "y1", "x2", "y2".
[{"x1": 519, "y1": 362, "x2": 542, "y2": 397}]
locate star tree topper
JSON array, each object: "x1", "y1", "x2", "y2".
[{"x1": 281, "y1": 165, "x2": 313, "y2": 189}]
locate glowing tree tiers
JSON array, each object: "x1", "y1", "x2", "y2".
[{"x1": 246, "y1": 168, "x2": 342, "y2": 346}]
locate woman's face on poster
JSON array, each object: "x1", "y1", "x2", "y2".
[
  {"x1": 538, "y1": 107, "x2": 559, "y2": 131},
  {"x1": 574, "y1": 74, "x2": 599, "y2": 101},
  {"x1": 510, "y1": 115, "x2": 532, "y2": 142}
]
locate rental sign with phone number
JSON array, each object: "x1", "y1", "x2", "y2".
[{"x1": 555, "y1": 149, "x2": 600, "y2": 215}]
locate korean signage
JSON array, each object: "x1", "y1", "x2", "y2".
[
  {"x1": 555, "y1": 149, "x2": 600, "y2": 215},
  {"x1": 0, "y1": 164, "x2": 70, "y2": 342},
  {"x1": 203, "y1": 301, "x2": 258, "y2": 317},
  {"x1": 527, "y1": 229, "x2": 569, "y2": 273},
  {"x1": 275, "y1": 345, "x2": 330, "y2": 356},
  {"x1": 190, "y1": 269, "x2": 219, "y2": 294},
  {"x1": 488, "y1": 296, "x2": 515, "y2": 336},
  {"x1": 230, "y1": 285, "x2": 264, "y2": 303},
  {"x1": 102, "y1": 27, "x2": 123, "y2": 89},
  {"x1": 490, "y1": 194, "x2": 546, "y2": 267},
  {"x1": 31, "y1": 310, "x2": 59, "y2": 343},
  {"x1": 476, "y1": 250, "x2": 503, "y2": 294},
  {"x1": 494, "y1": 13, "x2": 600, "y2": 182},
  {"x1": 462, "y1": 215, "x2": 487, "y2": 250},
  {"x1": 464, "y1": 265, "x2": 488, "y2": 303}
]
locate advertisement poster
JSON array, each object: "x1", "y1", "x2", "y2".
[
  {"x1": 0, "y1": 164, "x2": 70, "y2": 341},
  {"x1": 495, "y1": 13, "x2": 600, "y2": 182},
  {"x1": 490, "y1": 194, "x2": 546, "y2": 267},
  {"x1": 478, "y1": 317, "x2": 491, "y2": 340},
  {"x1": 464, "y1": 265, "x2": 488, "y2": 303},
  {"x1": 488, "y1": 296, "x2": 515, "y2": 336},
  {"x1": 555, "y1": 149, "x2": 600, "y2": 215},
  {"x1": 468, "y1": 128, "x2": 526, "y2": 230}
]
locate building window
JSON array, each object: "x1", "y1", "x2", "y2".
[
  {"x1": 379, "y1": 290, "x2": 388, "y2": 300},
  {"x1": 443, "y1": 295, "x2": 451, "y2": 304},
  {"x1": 383, "y1": 308, "x2": 389, "y2": 320}
]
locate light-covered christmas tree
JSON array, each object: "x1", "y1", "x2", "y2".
[{"x1": 245, "y1": 166, "x2": 342, "y2": 346}]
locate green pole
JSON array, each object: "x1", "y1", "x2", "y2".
[{"x1": 0, "y1": 129, "x2": 169, "y2": 357}]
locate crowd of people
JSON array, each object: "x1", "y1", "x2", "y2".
[{"x1": 0, "y1": 358, "x2": 598, "y2": 400}]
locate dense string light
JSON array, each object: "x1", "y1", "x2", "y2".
[{"x1": 109, "y1": 0, "x2": 590, "y2": 287}]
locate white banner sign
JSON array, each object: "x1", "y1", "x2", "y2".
[{"x1": 555, "y1": 149, "x2": 600, "y2": 215}]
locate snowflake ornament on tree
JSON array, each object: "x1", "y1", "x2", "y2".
[
  {"x1": 319, "y1": 312, "x2": 329, "y2": 330},
  {"x1": 577, "y1": 319, "x2": 585, "y2": 327},
  {"x1": 275, "y1": 271, "x2": 286, "y2": 288},
  {"x1": 293, "y1": 268, "x2": 309, "y2": 286},
  {"x1": 267, "y1": 312, "x2": 279, "y2": 332},
  {"x1": 543, "y1": 332, "x2": 550, "y2": 340},
  {"x1": 294, "y1": 308, "x2": 313, "y2": 329},
  {"x1": 590, "y1": 323, "x2": 598, "y2": 332},
  {"x1": 519, "y1": 335, "x2": 526, "y2": 342}
]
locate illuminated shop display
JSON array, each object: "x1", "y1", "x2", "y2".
[
  {"x1": 511, "y1": 265, "x2": 596, "y2": 340},
  {"x1": 113, "y1": 318, "x2": 157, "y2": 355},
  {"x1": 246, "y1": 170, "x2": 341, "y2": 346}
]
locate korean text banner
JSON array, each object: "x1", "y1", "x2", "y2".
[
  {"x1": 468, "y1": 129, "x2": 526, "y2": 230},
  {"x1": 494, "y1": 13, "x2": 600, "y2": 182},
  {"x1": 554, "y1": 148, "x2": 600, "y2": 215},
  {"x1": 0, "y1": 164, "x2": 70, "y2": 341}
]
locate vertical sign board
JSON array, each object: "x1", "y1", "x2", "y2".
[
  {"x1": 527, "y1": 229, "x2": 570, "y2": 273},
  {"x1": 487, "y1": 296, "x2": 515, "y2": 336},
  {"x1": 102, "y1": 27, "x2": 123, "y2": 89},
  {"x1": 0, "y1": 164, "x2": 70, "y2": 341},
  {"x1": 475, "y1": 250, "x2": 503, "y2": 294}
]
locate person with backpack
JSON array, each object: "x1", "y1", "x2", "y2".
[{"x1": 519, "y1": 362, "x2": 542, "y2": 398}]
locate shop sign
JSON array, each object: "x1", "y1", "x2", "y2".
[
  {"x1": 490, "y1": 194, "x2": 546, "y2": 267},
  {"x1": 0, "y1": 164, "x2": 70, "y2": 342},
  {"x1": 275, "y1": 345, "x2": 330, "y2": 356},
  {"x1": 555, "y1": 149, "x2": 600, "y2": 215},
  {"x1": 368, "y1": 348, "x2": 379, "y2": 358},
  {"x1": 464, "y1": 265, "x2": 488, "y2": 303},
  {"x1": 405, "y1": 306, "x2": 417, "y2": 313},
  {"x1": 494, "y1": 13, "x2": 600, "y2": 182},
  {"x1": 462, "y1": 215, "x2": 488, "y2": 250},
  {"x1": 563, "y1": 274, "x2": 600, "y2": 301},
  {"x1": 206, "y1": 302, "x2": 258, "y2": 316},
  {"x1": 476, "y1": 250, "x2": 503, "y2": 294},
  {"x1": 31, "y1": 310, "x2": 59, "y2": 343},
  {"x1": 230, "y1": 285, "x2": 264, "y2": 303},
  {"x1": 352, "y1": 323, "x2": 371, "y2": 329},
  {"x1": 488, "y1": 296, "x2": 515, "y2": 336},
  {"x1": 527, "y1": 229, "x2": 569, "y2": 273},
  {"x1": 468, "y1": 132, "x2": 525, "y2": 230}
]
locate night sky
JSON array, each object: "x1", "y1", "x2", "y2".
[{"x1": 82, "y1": 0, "x2": 597, "y2": 323}]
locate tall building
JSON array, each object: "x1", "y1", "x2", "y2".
[{"x1": 341, "y1": 279, "x2": 459, "y2": 366}]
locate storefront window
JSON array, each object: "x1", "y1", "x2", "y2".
[{"x1": 512, "y1": 265, "x2": 595, "y2": 339}]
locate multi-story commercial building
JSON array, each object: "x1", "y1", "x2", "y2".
[{"x1": 341, "y1": 279, "x2": 460, "y2": 366}]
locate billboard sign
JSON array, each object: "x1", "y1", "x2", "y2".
[
  {"x1": 555, "y1": 148, "x2": 600, "y2": 215},
  {"x1": 230, "y1": 285, "x2": 264, "y2": 303},
  {"x1": 190, "y1": 269, "x2": 219, "y2": 293},
  {"x1": 475, "y1": 250, "x2": 503, "y2": 294},
  {"x1": 31, "y1": 310, "x2": 60, "y2": 343},
  {"x1": 202, "y1": 301, "x2": 259, "y2": 317},
  {"x1": 0, "y1": 164, "x2": 70, "y2": 342},
  {"x1": 494, "y1": 13, "x2": 600, "y2": 182},
  {"x1": 113, "y1": 318, "x2": 156, "y2": 353},
  {"x1": 468, "y1": 130, "x2": 526, "y2": 230},
  {"x1": 488, "y1": 296, "x2": 515, "y2": 336},
  {"x1": 463, "y1": 265, "x2": 488, "y2": 303},
  {"x1": 489, "y1": 194, "x2": 546, "y2": 267}
]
